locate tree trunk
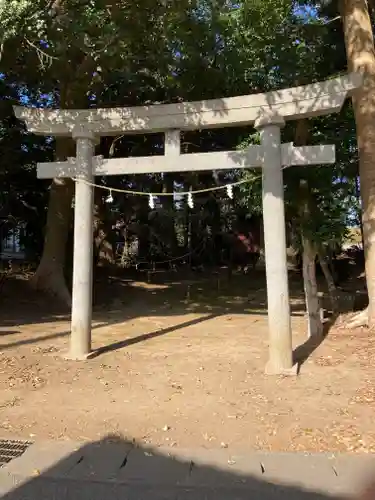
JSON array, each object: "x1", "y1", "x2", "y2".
[
  {"x1": 341, "y1": 0, "x2": 375, "y2": 327},
  {"x1": 286, "y1": 246, "x2": 300, "y2": 270},
  {"x1": 162, "y1": 174, "x2": 178, "y2": 255},
  {"x1": 120, "y1": 227, "x2": 130, "y2": 267},
  {"x1": 30, "y1": 138, "x2": 75, "y2": 305},
  {"x1": 185, "y1": 184, "x2": 193, "y2": 267},
  {"x1": 318, "y1": 252, "x2": 339, "y2": 315},
  {"x1": 285, "y1": 221, "x2": 301, "y2": 270},
  {"x1": 137, "y1": 191, "x2": 150, "y2": 260},
  {"x1": 294, "y1": 120, "x2": 323, "y2": 337},
  {"x1": 303, "y1": 237, "x2": 323, "y2": 338},
  {"x1": 354, "y1": 171, "x2": 366, "y2": 251},
  {"x1": 93, "y1": 191, "x2": 115, "y2": 268}
]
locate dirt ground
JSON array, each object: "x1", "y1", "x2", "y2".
[{"x1": 0, "y1": 269, "x2": 374, "y2": 453}]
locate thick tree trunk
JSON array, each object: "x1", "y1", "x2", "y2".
[
  {"x1": 341, "y1": 0, "x2": 375, "y2": 327},
  {"x1": 30, "y1": 138, "x2": 75, "y2": 305},
  {"x1": 137, "y1": 191, "x2": 150, "y2": 260},
  {"x1": 355, "y1": 173, "x2": 366, "y2": 250},
  {"x1": 162, "y1": 174, "x2": 178, "y2": 255},
  {"x1": 120, "y1": 227, "x2": 130, "y2": 267},
  {"x1": 93, "y1": 191, "x2": 115, "y2": 268},
  {"x1": 318, "y1": 252, "x2": 339, "y2": 315},
  {"x1": 295, "y1": 120, "x2": 323, "y2": 337},
  {"x1": 185, "y1": 184, "x2": 193, "y2": 267},
  {"x1": 286, "y1": 221, "x2": 301, "y2": 270},
  {"x1": 303, "y1": 238, "x2": 323, "y2": 338}
]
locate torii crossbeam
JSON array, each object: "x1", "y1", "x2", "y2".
[
  {"x1": 36, "y1": 142, "x2": 335, "y2": 178},
  {"x1": 14, "y1": 72, "x2": 361, "y2": 375}
]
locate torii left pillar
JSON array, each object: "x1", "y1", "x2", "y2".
[
  {"x1": 255, "y1": 113, "x2": 294, "y2": 375},
  {"x1": 68, "y1": 128, "x2": 96, "y2": 359}
]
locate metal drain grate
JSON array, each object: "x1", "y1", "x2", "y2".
[{"x1": 0, "y1": 439, "x2": 33, "y2": 467}]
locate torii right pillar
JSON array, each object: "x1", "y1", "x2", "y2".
[{"x1": 254, "y1": 112, "x2": 294, "y2": 375}]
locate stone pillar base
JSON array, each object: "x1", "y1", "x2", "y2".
[{"x1": 265, "y1": 360, "x2": 298, "y2": 376}]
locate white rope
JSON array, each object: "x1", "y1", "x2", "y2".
[{"x1": 72, "y1": 176, "x2": 260, "y2": 197}]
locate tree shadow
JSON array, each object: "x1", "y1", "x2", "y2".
[
  {"x1": 0, "y1": 270, "x2": 307, "y2": 352},
  {"x1": 0, "y1": 268, "x2": 338, "y2": 372},
  {"x1": 0, "y1": 434, "x2": 365, "y2": 500},
  {"x1": 292, "y1": 309, "x2": 339, "y2": 372}
]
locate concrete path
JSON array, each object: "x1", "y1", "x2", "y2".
[{"x1": 0, "y1": 438, "x2": 374, "y2": 499}]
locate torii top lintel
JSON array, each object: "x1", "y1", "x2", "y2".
[{"x1": 13, "y1": 73, "x2": 361, "y2": 137}]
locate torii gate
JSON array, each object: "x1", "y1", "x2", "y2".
[{"x1": 14, "y1": 72, "x2": 361, "y2": 375}]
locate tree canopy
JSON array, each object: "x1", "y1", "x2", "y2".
[{"x1": 0, "y1": 0, "x2": 368, "y2": 319}]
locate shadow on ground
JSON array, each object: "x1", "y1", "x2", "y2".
[
  {"x1": 0, "y1": 267, "x2": 360, "y2": 364},
  {"x1": 0, "y1": 268, "x2": 307, "y2": 322},
  {"x1": 0, "y1": 435, "x2": 360, "y2": 500},
  {"x1": 0, "y1": 269, "x2": 306, "y2": 351}
]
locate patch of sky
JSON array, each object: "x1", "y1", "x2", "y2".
[{"x1": 293, "y1": 3, "x2": 318, "y2": 21}]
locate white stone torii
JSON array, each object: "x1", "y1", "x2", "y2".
[{"x1": 14, "y1": 72, "x2": 361, "y2": 375}]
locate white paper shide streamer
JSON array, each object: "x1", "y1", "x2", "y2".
[
  {"x1": 106, "y1": 190, "x2": 113, "y2": 203},
  {"x1": 93, "y1": 180, "x2": 238, "y2": 208},
  {"x1": 187, "y1": 192, "x2": 194, "y2": 209},
  {"x1": 148, "y1": 194, "x2": 155, "y2": 209}
]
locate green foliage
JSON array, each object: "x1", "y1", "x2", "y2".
[{"x1": 0, "y1": 0, "x2": 362, "y2": 262}]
